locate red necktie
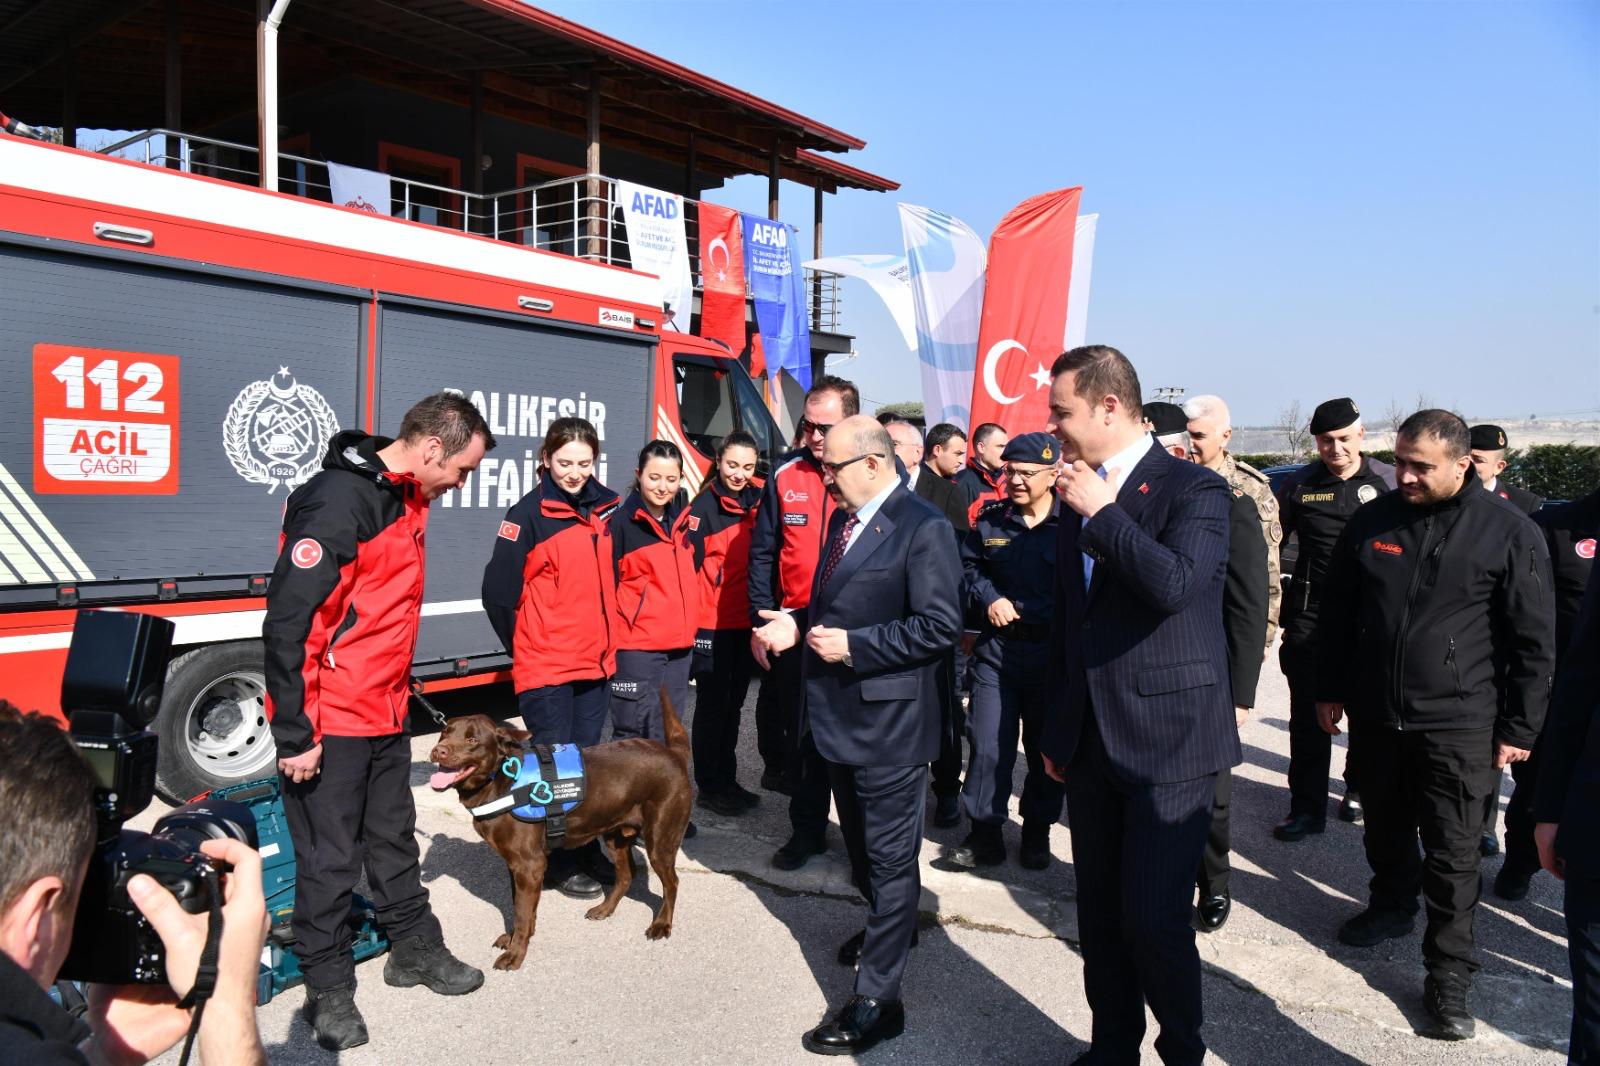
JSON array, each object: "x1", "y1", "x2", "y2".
[{"x1": 819, "y1": 515, "x2": 858, "y2": 587}]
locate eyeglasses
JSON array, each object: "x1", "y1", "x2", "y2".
[
  {"x1": 1005, "y1": 466, "x2": 1053, "y2": 481},
  {"x1": 800, "y1": 418, "x2": 835, "y2": 437},
  {"x1": 821, "y1": 452, "x2": 885, "y2": 475}
]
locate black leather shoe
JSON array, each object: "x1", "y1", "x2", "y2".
[
  {"x1": 760, "y1": 769, "x2": 792, "y2": 795},
  {"x1": 836, "y1": 927, "x2": 918, "y2": 966},
  {"x1": 1019, "y1": 821, "x2": 1051, "y2": 870},
  {"x1": 304, "y1": 984, "x2": 369, "y2": 1051},
  {"x1": 1339, "y1": 793, "x2": 1364, "y2": 823},
  {"x1": 1493, "y1": 866, "x2": 1533, "y2": 901},
  {"x1": 546, "y1": 870, "x2": 604, "y2": 900},
  {"x1": 1337, "y1": 906, "x2": 1415, "y2": 947},
  {"x1": 1479, "y1": 831, "x2": 1500, "y2": 857},
  {"x1": 1273, "y1": 813, "x2": 1327, "y2": 842},
  {"x1": 726, "y1": 782, "x2": 762, "y2": 809},
  {"x1": 932, "y1": 792, "x2": 962, "y2": 828},
  {"x1": 772, "y1": 835, "x2": 826, "y2": 871},
  {"x1": 950, "y1": 824, "x2": 1005, "y2": 868},
  {"x1": 698, "y1": 789, "x2": 748, "y2": 817},
  {"x1": 1422, "y1": 972, "x2": 1475, "y2": 1040},
  {"x1": 1195, "y1": 893, "x2": 1231, "y2": 933},
  {"x1": 802, "y1": 995, "x2": 905, "y2": 1055},
  {"x1": 383, "y1": 934, "x2": 484, "y2": 995}
]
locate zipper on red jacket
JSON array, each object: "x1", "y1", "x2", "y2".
[{"x1": 592, "y1": 525, "x2": 611, "y2": 673}]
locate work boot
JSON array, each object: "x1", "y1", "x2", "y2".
[
  {"x1": 1493, "y1": 865, "x2": 1534, "y2": 902},
  {"x1": 1338, "y1": 792, "x2": 1364, "y2": 823},
  {"x1": 1337, "y1": 906, "x2": 1415, "y2": 947},
  {"x1": 1019, "y1": 820, "x2": 1052, "y2": 870},
  {"x1": 383, "y1": 934, "x2": 485, "y2": 996},
  {"x1": 304, "y1": 983, "x2": 368, "y2": 1051},
  {"x1": 951, "y1": 822, "x2": 1006, "y2": 868},
  {"x1": 1422, "y1": 972, "x2": 1475, "y2": 1040}
]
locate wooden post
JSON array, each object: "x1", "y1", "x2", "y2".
[
  {"x1": 767, "y1": 138, "x2": 780, "y2": 221},
  {"x1": 164, "y1": 0, "x2": 181, "y2": 167},
  {"x1": 812, "y1": 185, "x2": 824, "y2": 331},
  {"x1": 683, "y1": 131, "x2": 696, "y2": 197},
  {"x1": 585, "y1": 69, "x2": 602, "y2": 261}
]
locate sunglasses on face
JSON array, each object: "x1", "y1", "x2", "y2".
[{"x1": 800, "y1": 418, "x2": 835, "y2": 437}]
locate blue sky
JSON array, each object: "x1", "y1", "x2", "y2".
[{"x1": 549, "y1": 0, "x2": 1598, "y2": 426}]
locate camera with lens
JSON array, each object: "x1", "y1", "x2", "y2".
[{"x1": 57, "y1": 609, "x2": 258, "y2": 985}]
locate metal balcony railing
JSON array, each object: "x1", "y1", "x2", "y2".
[{"x1": 96, "y1": 129, "x2": 844, "y2": 332}]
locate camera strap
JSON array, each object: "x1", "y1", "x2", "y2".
[{"x1": 173, "y1": 865, "x2": 225, "y2": 1066}]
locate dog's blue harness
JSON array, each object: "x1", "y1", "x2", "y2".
[{"x1": 468, "y1": 743, "x2": 587, "y2": 846}]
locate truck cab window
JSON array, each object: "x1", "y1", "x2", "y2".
[{"x1": 674, "y1": 359, "x2": 736, "y2": 458}]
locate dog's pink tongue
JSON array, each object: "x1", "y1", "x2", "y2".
[{"x1": 429, "y1": 767, "x2": 470, "y2": 791}]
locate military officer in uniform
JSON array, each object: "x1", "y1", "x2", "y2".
[
  {"x1": 1273, "y1": 397, "x2": 1395, "y2": 841},
  {"x1": 1185, "y1": 394, "x2": 1282, "y2": 654},
  {"x1": 950, "y1": 432, "x2": 1066, "y2": 870},
  {"x1": 1468, "y1": 424, "x2": 1543, "y2": 516}
]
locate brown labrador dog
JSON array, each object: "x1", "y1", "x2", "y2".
[{"x1": 428, "y1": 694, "x2": 692, "y2": 970}]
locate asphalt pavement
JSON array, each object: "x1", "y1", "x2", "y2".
[{"x1": 155, "y1": 646, "x2": 1572, "y2": 1065}]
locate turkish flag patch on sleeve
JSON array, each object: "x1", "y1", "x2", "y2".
[
  {"x1": 498, "y1": 521, "x2": 520, "y2": 542},
  {"x1": 291, "y1": 538, "x2": 323, "y2": 569}
]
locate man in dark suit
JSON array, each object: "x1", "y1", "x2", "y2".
[
  {"x1": 754, "y1": 415, "x2": 963, "y2": 1056},
  {"x1": 886, "y1": 419, "x2": 970, "y2": 534},
  {"x1": 1040, "y1": 345, "x2": 1237, "y2": 1066},
  {"x1": 1535, "y1": 570, "x2": 1600, "y2": 1062}
]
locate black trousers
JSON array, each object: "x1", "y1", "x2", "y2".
[
  {"x1": 765, "y1": 636, "x2": 831, "y2": 843},
  {"x1": 519, "y1": 681, "x2": 609, "y2": 880},
  {"x1": 610, "y1": 647, "x2": 692, "y2": 742},
  {"x1": 931, "y1": 648, "x2": 967, "y2": 798},
  {"x1": 1481, "y1": 749, "x2": 1542, "y2": 878},
  {"x1": 1354, "y1": 722, "x2": 1496, "y2": 980},
  {"x1": 1066, "y1": 713, "x2": 1216, "y2": 1066},
  {"x1": 828, "y1": 760, "x2": 927, "y2": 1001},
  {"x1": 961, "y1": 644, "x2": 1063, "y2": 826},
  {"x1": 690, "y1": 629, "x2": 755, "y2": 793},
  {"x1": 1568, "y1": 873, "x2": 1600, "y2": 1063},
  {"x1": 281, "y1": 733, "x2": 441, "y2": 990},
  {"x1": 1196, "y1": 768, "x2": 1232, "y2": 899},
  {"x1": 1281, "y1": 640, "x2": 1358, "y2": 818},
  {"x1": 754, "y1": 668, "x2": 785, "y2": 775}
]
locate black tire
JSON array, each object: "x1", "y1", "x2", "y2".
[{"x1": 155, "y1": 641, "x2": 277, "y2": 803}]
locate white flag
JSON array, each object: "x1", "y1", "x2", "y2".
[
  {"x1": 1064, "y1": 214, "x2": 1098, "y2": 349},
  {"x1": 327, "y1": 162, "x2": 392, "y2": 216},
  {"x1": 802, "y1": 254, "x2": 917, "y2": 350},
  {"x1": 617, "y1": 181, "x2": 694, "y2": 333},
  {"x1": 898, "y1": 204, "x2": 987, "y2": 428}
]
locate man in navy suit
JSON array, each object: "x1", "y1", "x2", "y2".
[
  {"x1": 1040, "y1": 346, "x2": 1237, "y2": 1066},
  {"x1": 754, "y1": 415, "x2": 963, "y2": 1055}
]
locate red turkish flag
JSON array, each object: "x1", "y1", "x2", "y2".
[
  {"x1": 697, "y1": 203, "x2": 761, "y2": 377},
  {"x1": 967, "y1": 187, "x2": 1082, "y2": 435}
]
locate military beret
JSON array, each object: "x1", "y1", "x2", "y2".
[
  {"x1": 1309, "y1": 397, "x2": 1360, "y2": 435},
  {"x1": 1142, "y1": 401, "x2": 1189, "y2": 437},
  {"x1": 1469, "y1": 424, "x2": 1507, "y2": 451},
  {"x1": 1001, "y1": 431, "x2": 1058, "y2": 465}
]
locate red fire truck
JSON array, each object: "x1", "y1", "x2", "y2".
[{"x1": 0, "y1": 134, "x2": 782, "y2": 799}]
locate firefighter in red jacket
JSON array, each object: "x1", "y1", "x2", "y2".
[
  {"x1": 264, "y1": 393, "x2": 491, "y2": 1052},
  {"x1": 748, "y1": 375, "x2": 857, "y2": 870},
  {"x1": 686, "y1": 431, "x2": 763, "y2": 816},
  {"x1": 481, "y1": 416, "x2": 620, "y2": 901},
  {"x1": 610, "y1": 440, "x2": 700, "y2": 741}
]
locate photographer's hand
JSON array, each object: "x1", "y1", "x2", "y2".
[
  {"x1": 106, "y1": 838, "x2": 269, "y2": 1065},
  {"x1": 277, "y1": 743, "x2": 322, "y2": 783}
]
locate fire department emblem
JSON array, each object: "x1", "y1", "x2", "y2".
[{"x1": 223, "y1": 367, "x2": 340, "y2": 494}]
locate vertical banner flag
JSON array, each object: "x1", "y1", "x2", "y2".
[
  {"x1": 967, "y1": 187, "x2": 1083, "y2": 435},
  {"x1": 742, "y1": 213, "x2": 812, "y2": 391},
  {"x1": 327, "y1": 162, "x2": 393, "y2": 215},
  {"x1": 617, "y1": 181, "x2": 694, "y2": 333},
  {"x1": 801, "y1": 255, "x2": 917, "y2": 350},
  {"x1": 898, "y1": 204, "x2": 987, "y2": 427},
  {"x1": 1064, "y1": 213, "x2": 1098, "y2": 350},
  {"x1": 696, "y1": 203, "x2": 752, "y2": 366}
]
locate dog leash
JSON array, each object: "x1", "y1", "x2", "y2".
[{"x1": 409, "y1": 677, "x2": 449, "y2": 729}]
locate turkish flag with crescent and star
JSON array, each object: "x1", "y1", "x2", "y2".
[
  {"x1": 697, "y1": 202, "x2": 762, "y2": 377},
  {"x1": 966, "y1": 186, "x2": 1083, "y2": 435}
]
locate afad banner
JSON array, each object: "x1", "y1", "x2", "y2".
[
  {"x1": 616, "y1": 180, "x2": 694, "y2": 333},
  {"x1": 696, "y1": 202, "x2": 752, "y2": 369},
  {"x1": 742, "y1": 213, "x2": 812, "y2": 392},
  {"x1": 967, "y1": 186, "x2": 1082, "y2": 435}
]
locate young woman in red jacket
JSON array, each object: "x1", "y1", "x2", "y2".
[
  {"x1": 686, "y1": 431, "x2": 763, "y2": 817},
  {"x1": 610, "y1": 439, "x2": 700, "y2": 743},
  {"x1": 481, "y1": 416, "x2": 618, "y2": 898}
]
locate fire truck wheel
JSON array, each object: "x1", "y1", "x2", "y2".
[{"x1": 155, "y1": 642, "x2": 277, "y2": 802}]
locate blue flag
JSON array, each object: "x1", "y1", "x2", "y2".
[{"x1": 741, "y1": 213, "x2": 811, "y2": 391}]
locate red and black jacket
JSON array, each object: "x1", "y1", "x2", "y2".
[
  {"x1": 482, "y1": 472, "x2": 620, "y2": 691},
  {"x1": 748, "y1": 449, "x2": 836, "y2": 621},
  {"x1": 264, "y1": 431, "x2": 428, "y2": 755},
  {"x1": 611, "y1": 491, "x2": 700, "y2": 651},
  {"x1": 687, "y1": 481, "x2": 761, "y2": 631},
  {"x1": 957, "y1": 459, "x2": 1006, "y2": 524}
]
